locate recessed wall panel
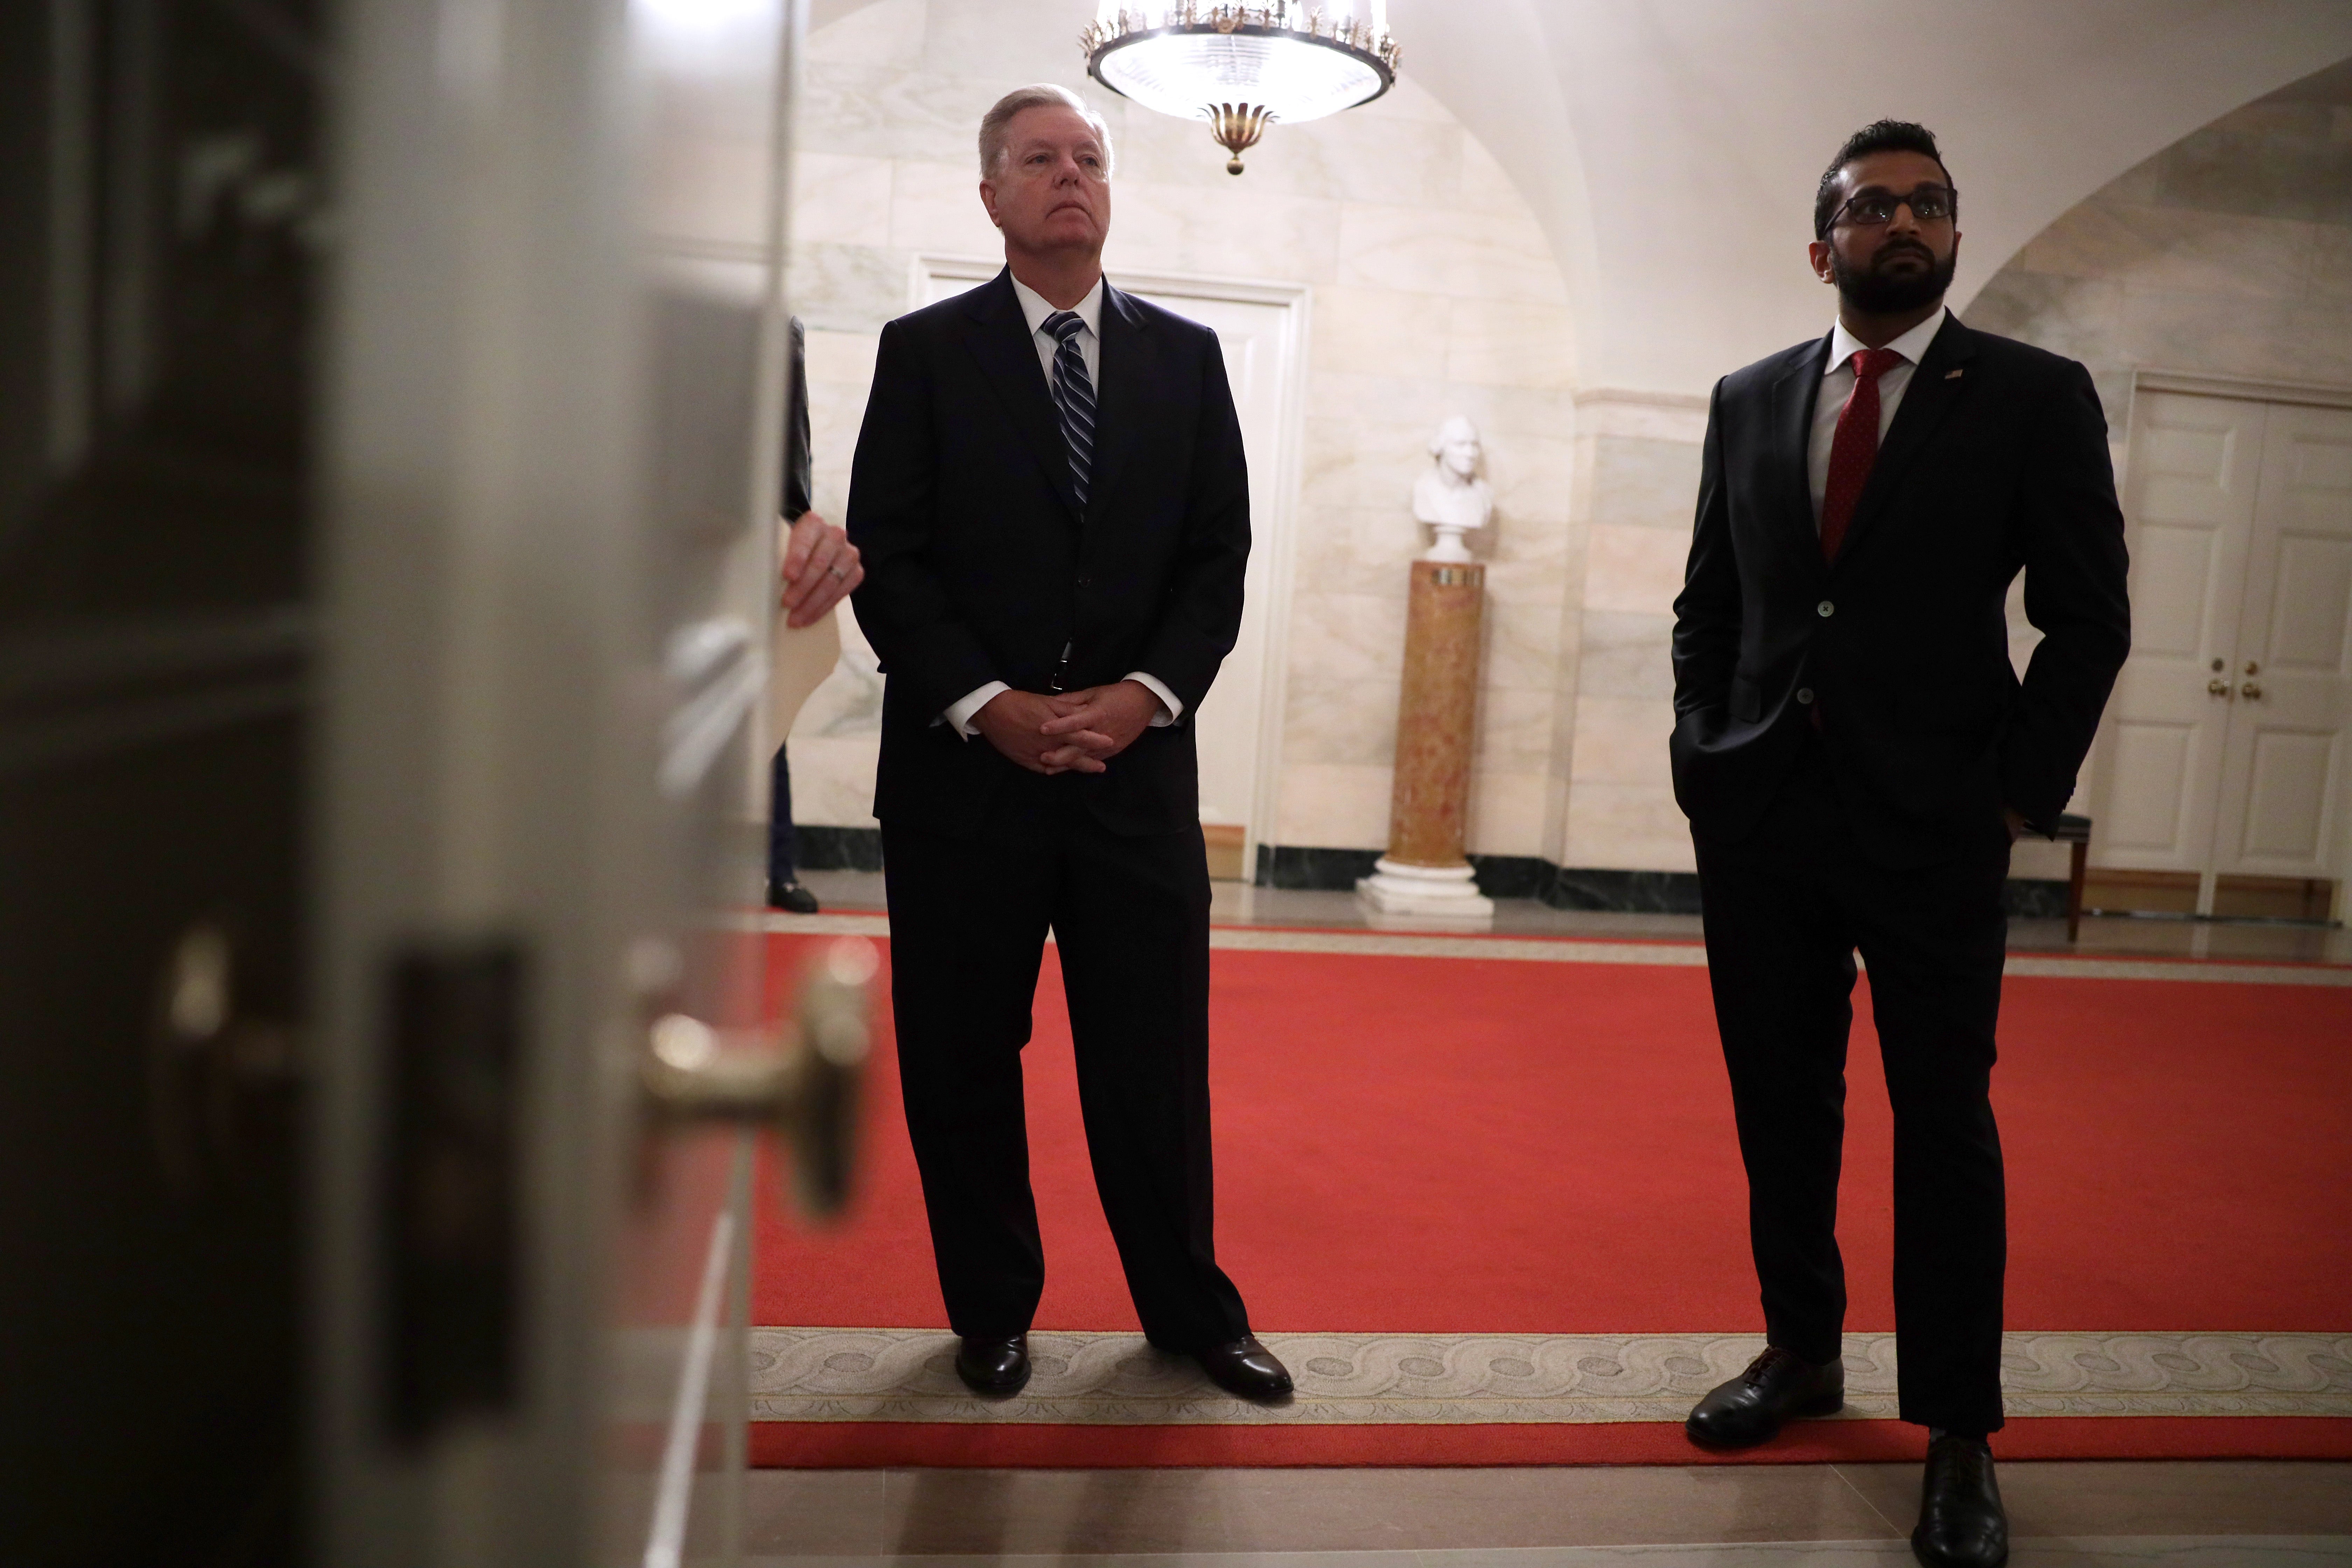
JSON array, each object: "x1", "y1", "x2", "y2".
[
  {"x1": 2267, "y1": 534, "x2": 2352, "y2": 673},
  {"x1": 2105, "y1": 720, "x2": 2195, "y2": 854},
  {"x1": 2238, "y1": 729, "x2": 2335, "y2": 861},
  {"x1": 2129, "y1": 523, "x2": 2220, "y2": 658}
]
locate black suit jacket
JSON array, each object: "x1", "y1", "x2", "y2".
[
  {"x1": 781, "y1": 315, "x2": 812, "y2": 521},
  {"x1": 1671, "y1": 315, "x2": 2131, "y2": 868},
  {"x1": 845, "y1": 269, "x2": 1251, "y2": 838}
]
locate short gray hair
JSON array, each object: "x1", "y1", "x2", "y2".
[{"x1": 978, "y1": 83, "x2": 1115, "y2": 180}]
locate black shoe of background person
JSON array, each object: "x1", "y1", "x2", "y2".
[
  {"x1": 1912, "y1": 1433, "x2": 2008, "y2": 1568},
  {"x1": 766, "y1": 878, "x2": 820, "y2": 914},
  {"x1": 1684, "y1": 1345, "x2": 1845, "y2": 1447},
  {"x1": 953, "y1": 1333, "x2": 1031, "y2": 1397},
  {"x1": 1195, "y1": 1335, "x2": 1294, "y2": 1402}
]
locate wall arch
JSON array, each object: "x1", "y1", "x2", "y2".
[{"x1": 1972, "y1": 56, "x2": 2352, "y2": 419}]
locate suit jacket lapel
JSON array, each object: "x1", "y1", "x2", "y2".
[
  {"x1": 1083, "y1": 282, "x2": 1151, "y2": 532},
  {"x1": 1834, "y1": 314, "x2": 1979, "y2": 565},
  {"x1": 1771, "y1": 334, "x2": 1832, "y2": 559},
  {"x1": 960, "y1": 268, "x2": 1082, "y2": 521}
]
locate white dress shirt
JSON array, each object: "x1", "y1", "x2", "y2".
[
  {"x1": 1011, "y1": 271, "x2": 1102, "y2": 390},
  {"x1": 1806, "y1": 306, "x2": 1949, "y2": 528},
  {"x1": 941, "y1": 272, "x2": 1182, "y2": 738}
]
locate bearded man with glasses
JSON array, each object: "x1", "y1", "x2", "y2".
[{"x1": 1670, "y1": 121, "x2": 2130, "y2": 1567}]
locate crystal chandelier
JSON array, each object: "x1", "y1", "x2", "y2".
[{"x1": 1082, "y1": 2, "x2": 1400, "y2": 175}]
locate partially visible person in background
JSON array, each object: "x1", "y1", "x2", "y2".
[{"x1": 771, "y1": 315, "x2": 863, "y2": 912}]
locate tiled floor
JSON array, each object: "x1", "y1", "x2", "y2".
[
  {"x1": 734, "y1": 1461, "x2": 2352, "y2": 1561},
  {"x1": 792, "y1": 870, "x2": 2351, "y2": 965}
]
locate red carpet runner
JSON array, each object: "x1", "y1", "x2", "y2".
[{"x1": 751, "y1": 930, "x2": 2352, "y2": 1466}]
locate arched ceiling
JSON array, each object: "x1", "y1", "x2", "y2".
[{"x1": 809, "y1": 0, "x2": 2352, "y2": 395}]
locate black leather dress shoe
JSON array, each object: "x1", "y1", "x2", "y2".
[
  {"x1": 1912, "y1": 1434, "x2": 2008, "y2": 1568},
  {"x1": 1684, "y1": 1345, "x2": 1844, "y2": 1448},
  {"x1": 953, "y1": 1333, "x2": 1030, "y2": 1396},
  {"x1": 1195, "y1": 1335, "x2": 1293, "y2": 1401},
  {"x1": 766, "y1": 878, "x2": 820, "y2": 914}
]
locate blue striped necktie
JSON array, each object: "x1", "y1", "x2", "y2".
[{"x1": 1042, "y1": 309, "x2": 1096, "y2": 510}]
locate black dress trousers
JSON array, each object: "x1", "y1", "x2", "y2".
[
  {"x1": 1693, "y1": 738, "x2": 2011, "y2": 1435},
  {"x1": 881, "y1": 770, "x2": 1251, "y2": 1352}
]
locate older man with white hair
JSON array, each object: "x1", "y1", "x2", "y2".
[{"x1": 845, "y1": 83, "x2": 1287, "y2": 1402}]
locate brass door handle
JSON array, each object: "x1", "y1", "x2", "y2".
[
  {"x1": 2207, "y1": 678, "x2": 2232, "y2": 698},
  {"x1": 150, "y1": 922, "x2": 301, "y2": 1199},
  {"x1": 640, "y1": 937, "x2": 877, "y2": 1217},
  {"x1": 2242, "y1": 681, "x2": 2263, "y2": 700}
]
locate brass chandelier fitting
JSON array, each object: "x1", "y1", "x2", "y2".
[{"x1": 1205, "y1": 103, "x2": 1272, "y2": 175}]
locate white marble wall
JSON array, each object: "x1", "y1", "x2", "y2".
[
  {"x1": 781, "y1": 0, "x2": 1579, "y2": 859},
  {"x1": 1546, "y1": 393, "x2": 1708, "y2": 873}
]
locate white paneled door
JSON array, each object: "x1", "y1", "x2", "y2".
[
  {"x1": 1127, "y1": 288, "x2": 1301, "y2": 858},
  {"x1": 2212, "y1": 403, "x2": 2352, "y2": 882},
  {"x1": 2100, "y1": 391, "x2": 2263, "y2": 869},
  {"x1": 2100, "y1": 388, "x2": 2352, "y2": 908}
]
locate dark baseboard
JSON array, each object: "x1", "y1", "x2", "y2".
[
  {"x1": 1253, "y1": 845, "x2": 1559, "y2": 899},
  {"x1": 2004, "y1": 878, "x2": 2069, "y2": 920},
  {"x1": 1254, "y1": 844, "x2": 2074, "y2": 921},
  {"x1": 794, "y1": 825, "x2": 884, "y2": 872},
  {"x1": 1254, "y1": 844, "x2": 1379, "y2": 889},
  {"x1": 1469, "y1": 855, "x2": 1556, "y2": 900},
  {"x1": 792, "y1": 831, "x2": 2071, "y2": 922},
  {"x1": 1542, "y1": 867, "x2": 1704, "y2": 915},
  {"x1": 1255, "y1": 847, "x2": 1697, "y2": 910}
]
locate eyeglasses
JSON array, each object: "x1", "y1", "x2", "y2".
[{"x1": 1831, "y1": 184, "x2": 1958, "y2": 228}]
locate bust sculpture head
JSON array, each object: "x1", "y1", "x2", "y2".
[{"x1": 1412, "y1": 416, "x2": 1494, "y2": 561}]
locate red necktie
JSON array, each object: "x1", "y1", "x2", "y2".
[{"x1": 1818, "y1": 346, "x2": 1905, "y2": 562}]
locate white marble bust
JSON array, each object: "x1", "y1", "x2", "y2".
[{"x1": 1412, "y1": 416, "x2": 1494, "y2": 562}]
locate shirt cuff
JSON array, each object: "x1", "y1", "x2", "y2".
[
  {"x1": 1124, "y1": 672, "x2": 1181, "y2": 727},
  {"x1": 942, "y1": 681, "x2": 1009, "y2": 738}
]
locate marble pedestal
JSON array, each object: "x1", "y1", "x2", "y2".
[{"x1": 1358, "y1": 559, "x2": 1493, "y2": 920}]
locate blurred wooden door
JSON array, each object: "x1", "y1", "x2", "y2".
[
  {"x1": 313, "y1": 0, "x2": 809, "y2": 1563},
  {"x1": 0, "y1": 0, "x2": 814, "y2": 1562},
  {"x1": 0, "y1": 1, "x2": 316, "y2": 1558}
]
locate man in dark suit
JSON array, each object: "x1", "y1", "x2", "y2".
[
  {"x1": 844, "y1": 83, "x2": 1289, "y2": 1402},
  {"x1": 1671, "y1": 122, "x2": 2129, "y2": 1567}
]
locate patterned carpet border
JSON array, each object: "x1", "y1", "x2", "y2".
[
  {"x1": 721, "y1": 1329, "x2": 2352, "y2": 1426},
  {"x1": 747, "y1": 912, "x2": 2352, "y2": 987}
]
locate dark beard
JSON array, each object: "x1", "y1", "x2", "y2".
[{"x1": 1832, "y1": 242, "x2": 1956, "y2": 314}]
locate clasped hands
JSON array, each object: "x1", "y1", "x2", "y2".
[{"x1": 975, "y1": 681, "x2": 1163, "y2": 775}]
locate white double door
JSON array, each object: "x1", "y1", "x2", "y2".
[{"x1": 2098, "y1": 388, "x2": 2352, "y2": 907}]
